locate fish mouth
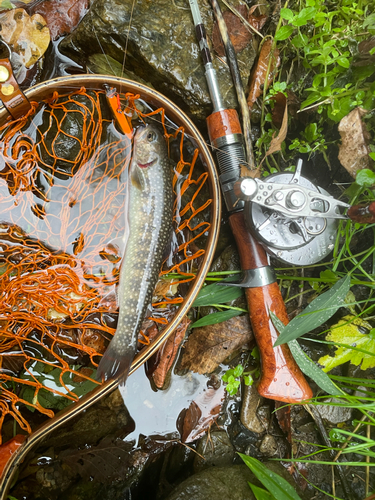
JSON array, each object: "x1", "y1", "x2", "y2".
[{"x1": 138, "y1": 158, "x2": 157, "y2": 169}]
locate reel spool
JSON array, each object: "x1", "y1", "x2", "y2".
[{"x1": 238, "y1": 160, "x2": 343, "y2": 266}]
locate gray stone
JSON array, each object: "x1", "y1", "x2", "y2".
[
  {"x1": 194, "y1": 430, "x2": 236, "y2": 472},
  {"x1": 164, "y1": 465, "x2": 257, "y2": 500},
  {"x1": 240, "y1": 384, "x2": 266, "y2": 434},
  {"x1": 316, "y1": 398, "x2": 352, "y2": 424},
  {"x1": 60, "y1": 0, "x2": 256, "y2": 121},
  {"x1": 259, "y1": 434, "x2": 278, "y2": 457}
]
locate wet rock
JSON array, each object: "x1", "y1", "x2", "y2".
[
  {"x1": 44, "y1": 390, "x2": 132, "y2": 449},
  {"x1": 60, "y1": 0, "x2": 256, "y2": 122},
  {"x1": 163, "y1": 465, "x2": 257, "y2": 500},
  {"x1": 240, "y1": 384, "x2": 266, "y2": 434},
  {"x1": 316, "y1": 398, "x2": 352, "y2": 424},
  {"x1": 229, "y1": 420, "x2": 262, "y2": 458},
  {"x1": 193, "y1": 430, "x2": 236, "y2": 472},
  {"x1": 259, "y1": 434, "x2": 278, "y2": 457},
  {"x1": 210, "y1": 244, "x2": 240, "y2": 273},
  {"x1": 35, "y1": 462, "x2": 73, "y2": 492}
]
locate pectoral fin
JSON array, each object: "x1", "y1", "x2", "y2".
[{"x1": 130, "y1": 164, "x2": 144, "y2": 190}]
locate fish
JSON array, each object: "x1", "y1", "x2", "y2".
[{"x1": 97, "y1": 123, "x2": 174, "y2": 382}]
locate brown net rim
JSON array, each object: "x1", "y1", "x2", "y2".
[{"x1": 0, "y1": 74, "x2": 221, "y2": 495}]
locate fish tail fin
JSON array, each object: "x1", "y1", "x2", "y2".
[{"x1": 96, "y1": 344, "x2": 136, "y2": 385}]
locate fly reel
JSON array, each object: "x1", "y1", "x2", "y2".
[{"x1": 235, "y1": 160, "x2": 350, "y2": 265}]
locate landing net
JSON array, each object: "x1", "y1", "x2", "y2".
[{"x1": 0, "y1": 87, "x2": 212, "y2": 443}]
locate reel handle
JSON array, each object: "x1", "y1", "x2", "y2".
[{"x1": 229, "y1": 211, "x2": 313, "y2": 403}]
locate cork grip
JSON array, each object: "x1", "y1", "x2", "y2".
[
  {"x1": 206, "y1": 108, "x2": 242, "y2": 143},
  {"x1": 229, "y1": 211, "x2": 313, "y2": 403}
]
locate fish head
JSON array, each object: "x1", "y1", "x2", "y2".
[{"x1": 133, "y1": 124, "x2": 166, "y2": 170}]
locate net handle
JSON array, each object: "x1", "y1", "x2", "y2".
[{"x1": 0, "y1": 40, "x2": 32, "y2": 119}]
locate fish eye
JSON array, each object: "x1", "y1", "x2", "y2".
[{"x1": 147, "y1": 131, "x2": 156, "y2": 142}]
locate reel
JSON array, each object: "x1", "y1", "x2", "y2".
[{"x1": 235, "y1": 160, "x2": 350, "y2": 265}]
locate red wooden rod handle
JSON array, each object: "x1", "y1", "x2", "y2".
[
  {"x1": 348, "y1": 201, "x2": 375, "y2": 224},
  {"x1": 229, "y1": 211, "x2": 313, "y2": 403}
]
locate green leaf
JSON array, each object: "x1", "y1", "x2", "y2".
[
  {"x1": 248, "y1": 483, "x2": 274, "y2": 500},
  {"x1": 273, "y1": 276, "x2": 351, "y2": 346},
  {"x1": 20, "y1": 364, "x2": 99, "y2": 411},
  {"x1": 190, "y1": 309, "x2": 242, "y2": 328},
  {"x1": 222, "y1": 369, "x2": 234, "y2": 382},
  {"x1": 320, "y1": 269, "x2": 338, "y2": 283},
  {"x1": 355, "y1": 168, "x2": 375, "y2": 187},
  {"x1": 291, "y1": 33, "x2": 308, "y2": 48},
  {"x1": 303, "y1": 123, "x2": 319, "y2": 142},
  {"x1": 318, "y1": 315, "x2": 375, "y2": 372},
  {"x1": 291, "y1": 7, "x2": 317, "y2": 26},
  {"x1": 244, "y1": 374, "x2": 253, "y2": 386},
  {"x1": 0, "y1": 0, "x2": 14, "y2": 8},
  {"x1": 300, "y1": 93, "x2": 321, "y2": 109},
  {"x1": 270, "y1": 312, "x2": 343, "y2": 397},
  {"x1": 275, "y1": 25, "x2": 295, "y2": 41},
  {"x1": 233, "y1": 364, "x2": 244, "y2": 377},
  {"x1": 336, "y1": 56, "x2": 350, "y2": 68},
  {"x1": 239, "y1": 454, "x2": 303, "y2": 500},
  {"x1": 192, "y1": 281, "x2": 243, "y2": 307},
  {"x1": 327, "y1": 96, "x2": 352, "y2": 122},
  {"x1": 280, "y1": 8, "x2": 294, "y2": 20}
]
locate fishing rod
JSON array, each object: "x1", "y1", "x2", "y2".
[{"x1": 189, "y1": 0, "x2": 313, "y2": 403}]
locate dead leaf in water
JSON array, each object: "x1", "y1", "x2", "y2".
[
  {"x1": 338, "y1": 107, "x2": 372, "y2": 177},
  {"x1": 260, "y1": 102, "x2": 288, "y2": 165},
  {"x1": 179, "y1": 385, "x2": 225, "y2": 443},
  {"x1": 152, "y1": 316, "x2": 190, "y2": 389},
  {"x1": 0, "y1": 8, "x2": 50, "y2": 67},
  {"x1": 29, "y1": 0, "x2": 89, "y2": 40},
  {"x1": 180, "y1": 315, "x2": 253, "y2": 374},
  {"x1": 247, "y1": 39, "x2": 280, "y2": 110},
  {"x1": 60, "y1": 435, "x2": 146, "y2": 483}
]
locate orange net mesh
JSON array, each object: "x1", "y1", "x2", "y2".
[{"x1": 0, "y1": 87, "x2": 212, "y2": 443}]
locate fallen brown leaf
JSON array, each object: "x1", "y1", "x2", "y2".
[
  {"x1": 353, "y1": 36, "x2": 375, "y2": 67},
  {"x1": 213, "y1": 5, "x2": 251, "y2": 57},
  {"x1": 152, "y1": 316, "x2": 190, "y2": 389},
  {"x1": 81, "y1": 329, "x2": 107, "y2": 354},
  {"x1": 248, "y1": 5, "x2": 267, "y2": 33},
  {"x1": 180, "y1": 315, "x2": 253, "y2": 374},
  {"x1": 60, "y1": 435, "x2": 145, "y2": 483},
  {"x1": 338, "y1": 107, "x2": 372, "y2": 177},
  {"x1": 247, "y1": 39, "x2": 280, "y2": 109},
  {"x1": 0, "y1": 8, "x2": 50, "y2": 68},
  {"x1": 213, "y1": 4, "x2": 267, "y2": 57},
  {"x1": 72, "y1": 367, "x2": 94, "y2": 383},
  {"x1": 260, "y1": 102, "x2": 288, "y2": 165},
  {"x1": 271, "y1": 91, "x2": 287, "y2": 129},
  {"x1": 241, "y1": 164, "x2": 261, "y2": 178},
  {"x1": 29, "y1": 0, "x2": 89, "y2": 41},
  {"x1": 179, "y1": 385, "x2": 225, "y2": 443}
]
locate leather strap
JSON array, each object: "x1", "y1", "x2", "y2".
[{"x1": 0, "y1": 41, "x2": 32, "y2": 119}]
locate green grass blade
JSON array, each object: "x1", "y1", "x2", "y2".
[
  {"x1": 274, "y1": 276, "x2": 351, "y2": 346},
  {"x1": 270, "y1": 311, "x2": 343, "y2": 397},
  {"x1": 248, "y1": 483, "x2": 274, "y2": 500},
  {"x1": 190, "y1": 309, "x2": 242, "y2": 328},
  {"x1": 192, "y1": 280, "x2": 243, "y2": 307},
  {"x1": 239, "y1": 454, "x2": 303, "y2": 500}
]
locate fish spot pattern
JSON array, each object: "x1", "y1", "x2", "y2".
[{"x1": 97, "y1": 124, "x2": 174, "y2": 381}]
